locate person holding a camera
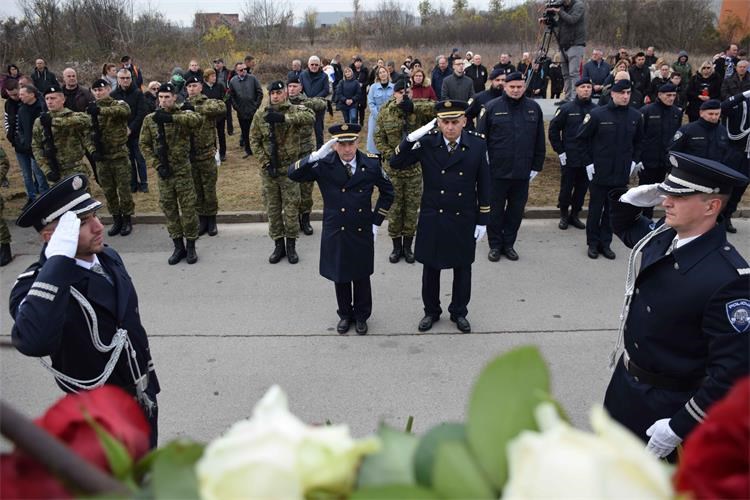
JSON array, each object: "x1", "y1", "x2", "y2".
[{"x1": 546, "y1": 0, "x2": 586, "y2": 105}]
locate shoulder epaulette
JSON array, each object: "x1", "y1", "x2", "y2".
[
  {"x1": 468, "y1": 130, "x2": 485, "y2": 139},
  {"x1": 366, "y1": 152, "x2": 379, "y2": 158},
  {"x1": 428, "y1": 129, "x2": 439, "y2": 135},
  {"x1": 16, "y1": 269, "x2": 38, "y2": 280},
  {"x1": 719, "y1": 243, "x2": 750, "y2": 275}
]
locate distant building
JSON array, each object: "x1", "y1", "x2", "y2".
[{"x1": 194, "y1": 12, "x2": 241, "y2": 32}]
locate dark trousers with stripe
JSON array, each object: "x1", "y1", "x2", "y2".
[
  {"x1": 422, "y1": 265, "x2": 472, "y2": 318},
  {"x1": 335, "y1": 277, "x2": 372, "y2": 321}
]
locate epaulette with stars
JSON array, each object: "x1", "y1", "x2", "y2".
[
  {"x1": 366, "y1": 152, "x2": 379, "y2": 158},
  {"x1": 467, "y1": 130, "x2": 485, "y2": 139}
]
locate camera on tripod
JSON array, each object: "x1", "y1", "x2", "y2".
[{"x1": 541, "y1": 0, "x2": 564, "y2": 27}]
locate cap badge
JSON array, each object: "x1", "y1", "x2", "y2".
[{"x1": 72, "y1": 176, "x2": 83, "y2": 190}]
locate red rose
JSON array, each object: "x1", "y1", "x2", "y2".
[{"x1": 675, "y1": 377, "x2": 750, "y2": 499}]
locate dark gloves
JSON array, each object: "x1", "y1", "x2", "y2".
[
  {"x1": 398, "y1": 97, "x2": 414, "y2": 114},
  {"x1": 157, "y1": 165, "x2": 172, "y2": 180},
  {"x1": 46, "y1": 169, "x2": 61, "y2": 182},
  {"x1": 39, "y1": 112, "x2": 52, "y2": 128},
  {"x1": 86, "y1": 101, "x2": 99, "y2": 116},
  {"x1": 266, "y1": 164, "x2": 279, "y2": 178},
  {"x1": 91, "y1": 150, "x2": 103, "y2": 162},
  {"x1": 181, "y1": 102, "x2": 195, "y2": 112},
  {"x1": 153, "y1": 109, "x2": 173, "y2": 124},
  {"x1": 265, "y1": 111, "x2": 285, "y2": 124}
]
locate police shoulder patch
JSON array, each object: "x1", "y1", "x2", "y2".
[
  {"x1": 380, "y1": 166, "x2": 390, "y2": 180},
  {"x1": 582, "y1": 113, "x2": 591, "y2": 124},
  {"x1": 726, "y1": 299, "x2": 750, "y2": 333},
  {"x1": 673, "y1": 130, "x2": 683, "y2": 141},
  {"x1": 554, "y1": 108, "x2": 561, "y2": 118}
]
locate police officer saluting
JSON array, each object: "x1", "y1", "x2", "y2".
[
  {"x1": 548, "y1": 77, "x2": 595, "y2": 230},
  {"x1": 604, "y1": 152, "x2": 749, "y2": 461},
  {"x1": 390, "y1": 100, "x2": 491, "y2": 333},
  {"x1": 9, "y1": 174, "x2": 160, "y2": 446},
  {"x1": 88, "y1": 78, "x2": 135, "y2": 236},
  {"x1": 288, "y1": 124, "x2": 394, "y2": 335}
]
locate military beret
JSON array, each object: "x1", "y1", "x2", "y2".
[
  {"x1": 393, "y1": 79, "x2": 410, "y2": 92},
  {"x1": 575, "y1": 77, "x2": 593, "y2": 87},
  {"x1": 91, "y1": 78, "x2": 110, "y2": 89},
  {"x1": 658, "y1": 83, "x2": 677, "y2": 93},
  {"x1": 267, "y1": 80, "x2": 285, "y2": 92},
  {"x1": 611, "y1": 79, "x2": 632, "y2": 92},
  {"x1": 659, "y1": 151, "x2": 748, "y2": 196},
  {"x1": 287, "y1": 75, "x2": 300, "y2": 85},
  {"x1": 700, "y1": 99, "x2": 720, "y2": 110},
  {"x1": 505, "y1": 71, "x2": 523, "y2": 83},
  {"x1": 185, "y1": 75, "x2": 203, "y2": 85},
  {"x1": 489, "y1": 68, "x2": 505, "y2": 80},
  {"x1": 329, "y1": 123, "x2": 361, "y2": 142},
  {"x1": 44, "y1": 85, "x2": 63, "y2": 95},
  {"x1": 159, "y1": 82, "x2": 176, "y2": 94},
  {"x1": 17, "y1": 174, "x2": 102, "y2": 231},
  {"x1": 435, "y1": 100, "x2": 468, "y2": 119}
]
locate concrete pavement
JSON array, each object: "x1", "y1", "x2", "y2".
[{"x1": 1, "y1": 219, "x2": 747, "y2": 444}]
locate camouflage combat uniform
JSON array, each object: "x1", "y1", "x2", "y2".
[
  {"x1": 375, "y1": 98, "x2": 436, "y2": 238},
  {"x1": 140, "y1": 107, "x2": 202, "y2": 240},
  {"x1": 249, "y1": 101, "x2": 315, "y2": 240},
  {"x1": 289, "y1": 93, "x2": 326, "y2": 216},
  {"x1": 185, "y1": 95, "x2": 226, "y2": 216},
  {"x1": 91, "y1": 97, "x2": 134, "y2": 217},
  {"x1": 32, "y1": 109, "x2": 94, "y2": 183},
  {"x1": 0, "y1": 147, "x2": 10, "y2": 245}
]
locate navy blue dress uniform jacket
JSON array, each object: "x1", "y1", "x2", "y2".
[
  {"x1": 608, "y1": 201, "x2": 749, "y2": 438},
  {"x1": 548, "y1": 97, "x2": 595, "y2": 169},
  {"x1": 389, "y1": 129, "x2": 491, "y2": 269},
  {"x1": 639, "y1": 101, "x2": 684, "y2": 169},
  {"x1": 288, "y1": 150, "x2": 394, "y2": 283},
  {"x1": 668, "y1": 118, "x2": 732, "y2": 164},
  {"x1": 477, "y1": 94, "x2": 546, "y2": 179},
  {"x1": 575, "y1": 100, "x2": 644, "y2": 186},
  {"x1": 9, "y1": 247, "x2": 160, "y2": 399}
]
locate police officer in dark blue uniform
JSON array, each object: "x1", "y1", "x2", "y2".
[
  {"x1": 720, "y1": 89, "x2": 750, "y2": 233},
  {"x1": 9, "y1": 174, "x2": 160, "y2": 447},
  {"x1": 638, "y1": 83, "x2": 684, "y2": 218},
  {"x1": 669, "y1": 99, "x2": 731, "y2": 162},
  {"x1": 604, "y1": 151, "x2": 749, "y2": 460},
  {"x1": 548, "y1": 77, "x2": 595, "y2": 230},
  {"x1": 464, "y1": 68, "x2": 506, "y2": 129},
  {"x1": 576, "y1": 79, "x2": 644, "y2": 260},
  {"x1": 389, "y1": 100, "x2": 490, "y2": 333},
  {"x1": 288, "y1": 124, "x2": 394, "y2": 335},
  {"x1": 478, "y1": 72, "x2": 545, "y2": 262}
]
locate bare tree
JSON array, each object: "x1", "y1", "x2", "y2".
[
  {"x1": 19, "y1": 0, "x2": 61, "y2": 59},
  {"x1": 303, "y1": 7, "x2": 318, "y2": 46},
  {"x1": 241, "y1": 0, "x2": 293, "y2": 53}
]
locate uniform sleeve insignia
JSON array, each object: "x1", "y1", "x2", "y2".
[
  {"x1": 582, "y1": 114, "x2": 590, "y2": 124},
  {"x1": 479, "y1": 108, "x2": 486, "y2": 119},
  {"x1": 381, "y1": 167, "x2": 390, "y2": 180},
  {"x1": 726, "y1": 299, "x2": 750, "y2": 333},
  {"x1": 669, "y1": 154, "x2": 678, "y2": 167},
  {"x1": 554, "y1": 108, "x2": 561, "y2": 117},
  {"x1": 411, "y1": 141, "x2": 421, "y2": 150},
  {"x1": 467, "y1": 98, "x2": 473, "y2": 105},
  {"x1": 673, "y1": 131, "x2": 682, "y2": 141}
]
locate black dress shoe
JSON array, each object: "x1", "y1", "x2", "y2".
[
  {"x1": 587, "y1": 246, "x2": 599, "y2": 259},
  {"x1": 502, "y1": 247, "x2": 519, "y2": 261},
  {"x1": 568, "y1": 213, "x2": 586, "y2": 229},
  {"x1": 488, "y1": 248, "x2": 501, "y2": 262},
  {"x1": 600, "y1": 246, "x2": 616, "y2": 260},
  {"x1": 558, "y1": 216, "x2": 569, "y2": 230},
  {"x1": 450, "y1": 315, "x2": 471, "y2": 333},
  {"x1": 337, "y1": 318, "x2": 351, "y2": 334},
  {"x1": 418, "y1": 315, "x2": 439, "y2": 332},
  {"x1": 726, "y1": 218, "x2": 737, "y2": 234},
  {"x1": 355, "y1": 320, "x2": 368, "y2": 335}
]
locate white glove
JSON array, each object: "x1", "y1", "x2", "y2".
[
  {"x1": 585, "y1": 164, "x2": 595, "y2": 181},
  {"x1": 645, "y1": 418, "x2": 681, "y2": 458},
  {"x1": 372, "y1": 224, "x2": 378, "y2": 242},
  {"x1": 630, "y1": 161, "x2": 644, "y2": 176},
  {"x1": 558, "y1": 152, "x2": 567, "y2": 166},
  {"x1": 529, "y1": 171, "x2": 539, "y2": 182},
  {"x1": 406, "y1": 118, "x2": 437, "y2": 142},
  {"x1": 309, "y1": 138, "x2": 337, "y2": 162},
  {"x1": 45, "y1": 211, "x2": 80, "y2": 259},
  {"x1": 743, "y1": 89, "x2": 750, "y2": 99},
  {"x1": 619, "y1": 183, "x2": 665, "y2": 207},
  {"x1": 474, "y1": 225, "x2": 486, "y2": 242}
]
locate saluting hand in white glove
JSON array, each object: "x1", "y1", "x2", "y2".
[{"x1": 45, "y1": 211, "x2": 80, "y2": 259}]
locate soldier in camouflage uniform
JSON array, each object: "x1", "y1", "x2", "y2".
[
  {"x1": 140, "y1": 82, "x2": 202, "y2": 265},
  {"x1": 375, "y1": 79, "x2": 436, "y2": 263},
  {"x1": 32, "y1": 85, "x2": 95, "y2": 184},
  {"x1": 287, "y1": 75, "x2": 327, "y2": 236},
  {"x1": 184, "y1": 75, "x2": 227, "y2": 237},
  {"x1": 88, "y1": 79, "x2": 135, "y2": 237},
  {"x1": 0, "y1": 146, "x2": 12, "y2": 266},
  {"x1": 249, "y1": 80, "x2": 315, "y2": 264}
]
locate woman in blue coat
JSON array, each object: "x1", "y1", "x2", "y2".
[{"x1": 366, "y1": 66, "x2": 394, "y2": 154}]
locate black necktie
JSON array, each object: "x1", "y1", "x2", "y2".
[{"x1": 344, "y1": 163, "x2": 352, "y2": 178}]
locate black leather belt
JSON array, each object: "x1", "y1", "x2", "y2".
[{"x1": 623, "y1": 351, "x2": 704, "y2": 391}]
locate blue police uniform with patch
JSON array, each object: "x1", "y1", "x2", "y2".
[
  {"x1": 604, "y1": 152, "x2": 749, "y2": 449},
  {"x1": 639, "y1": 84, "x2": 684, "y2": 181},
  {"x1": 9, "y1": 174, "x2": 160, "y2": 446},
  {"x1": 288, "y1": 124, "x2": 394, "y2": 326},
  {"x1": 668, "y1": 100, "x2": 732, "y2": 164}
]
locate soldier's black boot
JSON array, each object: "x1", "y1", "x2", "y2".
[
  {"x1": 300, "y1": 213, "x2": 313, "y2": 235},
  {"x1": 168, "y1": 238, "x2": 187, "y2": 265},
  {"x1": 558, "y1": 207, "x2": 569, "y2": 230},
  {"x1": 403, "y1": 236, "x2": 415, "y2": 263},
  {"x1": 120, "y1": 215, "x2": 132, "y2": 236},
  {"x1": 389, "y1": 237, "x2": 403, "y2": 263},
  {"x1": 726, "y1": 217, "x2": 737, "y2": 234},
  {"x1": 568, "y1": 211, "x2": 586, "y2": 229},
  {"x1": 269, "y1": 238, "x2": 286, "y2": 264},
  {"x1": 186, "y1": 239, "x2": 198, "y2": 264},
  {"x1": 286, "y1": 238, "x2": 299, "y2": 264},
  {"x1": 108, "y1": 215, "x2": 123, "y2": 236},
  {"x1": 0, "y1": 243, "x2": 12, "y2": 266},
  {"x1": 207, "y1": 216, "x2": 218, "y2": 236},
  {"x1": 198, "y1": 215, "x2": 208, "y2": 236}
]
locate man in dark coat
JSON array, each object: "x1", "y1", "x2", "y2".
[
  {"x1": 31, "y1": 58, "x2": 57, "y2": 94},
  {"x1": 604, "y1": 152, "x2": 749, "y2": 461},
  {"x1": 9, "y1": 174, "x2": 160, "y2": 447},
  {"x1": 389, "y1": 100, "x2": 491, "y2": 333},
  {"x1": 288, "y1": 124, "x2": 394, "y2": 335},
  {"x1": 110, "y1": 68, "x2": 150, "y2": 193}
]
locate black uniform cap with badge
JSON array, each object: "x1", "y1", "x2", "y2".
[
  {"x1": 267, "y1": 80, "x2": 285, "y2": 93},
  {"x1": 185, "y1": 75, "x2": 203, "y2": 86},
  {"x1": 657, "y1": 83, "x2": 677, "y2": 94},
  {"x1": 287, "y1": 75, "x2": 301, "y2": 85},
  {"x1": 659, "y1": 151, "x2": 749, "y2": 197},
  {"x1": 700, "y1": 99, "x2": 721, "y2": 110},
  {"x1": 44, "y1": 85, "x2": 64, "y2": 96},
  {"x1": 611, "y1": 79, "x2": 632, "y2": 92},
  {"x1": 393, "y1": 79, "x2": 410, "y2": 93},
  {"x1": 91, "y1": 78, "x2": 110, "y2": 89},
  {"x1": 505, "y1": 72, "x2": 523, "y2": 83},
  {"x1": 17, "y1": 174, "x2": 102, "y2": 231},
  {"x1": 575, "y1": 77, "x2": 593, "y2": 87},
  {"x1": 158, "y1": 82, "x2": 176, "y2": 94},
  {"x1": 435, "y1": 100, "x2": 468, "y2": 119},
  {"x1": 329, "y1": 123, "x2": 361, "y2": 142}
]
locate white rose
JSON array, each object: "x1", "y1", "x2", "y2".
[
  {"x1": 196, "y1": 385, "x2": 379, "y2": 500},
  {"x1": 502, "y1": 403, "x2": 673, "y2": 499}
]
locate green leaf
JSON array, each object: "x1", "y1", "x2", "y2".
[
  {"x1": 85, "y1": 413, "x2": 134, "y2": 483},
  {"x1": 432, "y1": 440, "x2": 495, "y2": 499},
  {"x1": 466, "y1": 346, "x2": 550, "y2": 491},
  {"x1": 149, "y1": 441, "x2": 205, "y2": 499},
  {"x1": 412, "y1": 423, "x2": 465, "y2": 488},
  {"x1": 357, "y1": 425, "x2": 419, "y2": 488},
  {"x1": 352, "y1": 484, "x2": 439, "y2": 499}
]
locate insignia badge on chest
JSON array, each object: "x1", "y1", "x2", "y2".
[
  {"x1": 726, "y1": 299, "x2": 750, "y2": 333},
  {"x1": 583, "y1": 114, "x2": 590, "y2": 124},
  {"x1": 673, "y1": 131, "x2": 682, "y2": 141}
]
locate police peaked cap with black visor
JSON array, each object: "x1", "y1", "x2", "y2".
[
  {"x1": 17, "y1": 174, "x2": 102, "y2": 231},
  {"x1": 435, "y1": 100, "x2": 468, "y2": 119},
  {"x1": 659, "y1": 152, "x2": 749, "y2": 197},
  {"x1": 329, "y1": 123, "x2": 361, "y2": 142}
]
